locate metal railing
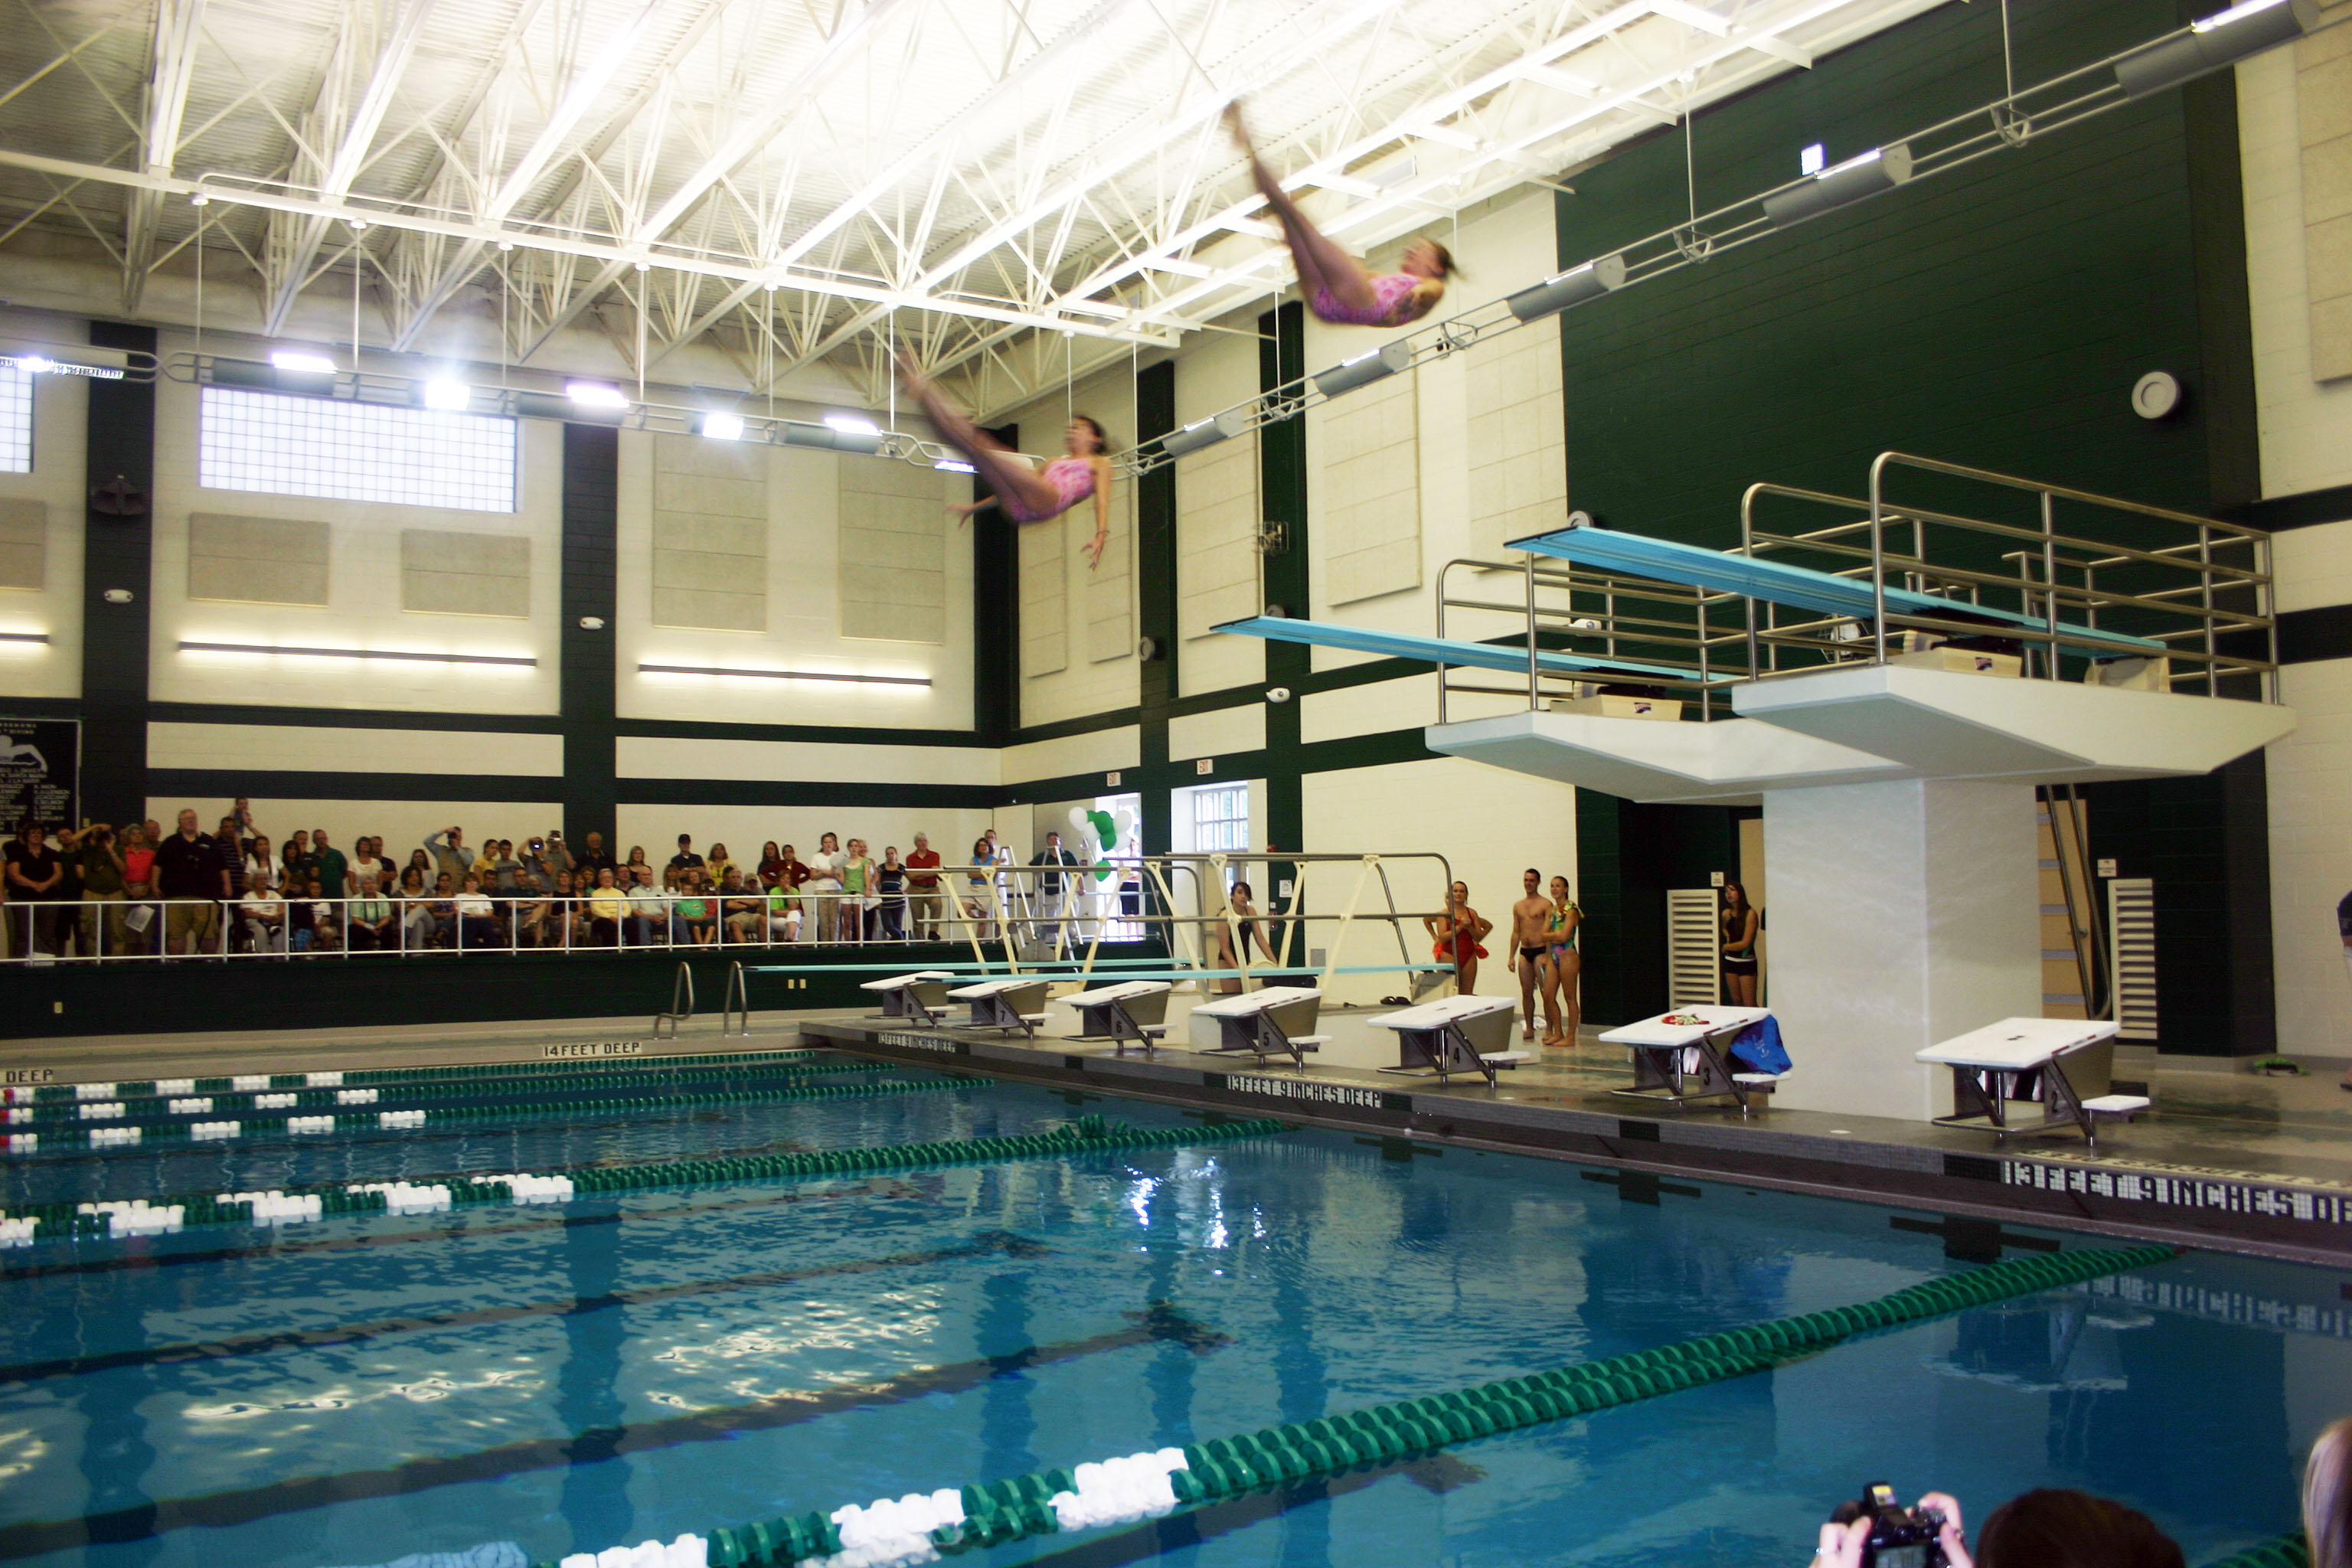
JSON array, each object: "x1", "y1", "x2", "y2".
[
  {"x1": 1433, "y1": 555, "x2": 1741, "y2": 724},
  {"x1": 0, "y1": 873, "x2": 1145, "y2": 964},
  {"x1": 1735, "y1": 454, "x2": 2275, "y2": 697}
]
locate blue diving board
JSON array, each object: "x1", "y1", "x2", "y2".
[
  {"x1": 1507, "y1": 522, "x2": 2166, "y2": 655},
  {"x1": 1213, "y1": 615, "x2": 1724, "y2": 684}
]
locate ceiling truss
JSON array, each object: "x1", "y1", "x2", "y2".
[{"x1": 0, "y1": 0, "x2": 1945, "y2": 414}]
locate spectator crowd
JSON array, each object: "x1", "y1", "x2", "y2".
[{"x1": 0, "y1": 802, "x2": 1116, "y2": 961}]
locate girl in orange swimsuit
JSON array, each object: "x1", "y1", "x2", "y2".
[{"x1": 1424, "y1": 880, "x2": 1491, "y2": 995}]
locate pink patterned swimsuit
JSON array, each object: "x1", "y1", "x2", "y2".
[
  {"x1": 1311, "y1": 271, "x2": 1427, "y2": 328},
  {"x1": 1003, "y1": 457, "x2": 1096, "y2": 524}
]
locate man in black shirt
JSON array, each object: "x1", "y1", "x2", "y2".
[
  {"x1": 668, "y1": 834, "x2": 705, "y2": 878},
  {"x1": 1028, "y1": 831, "x2": 1080, "y2": 946},
  {"x1": 574, "y1": 831, "x2": 618, "y2": 884},
  {"x1": 154, "y1": 808, "x2": 227, "y2": 955}
]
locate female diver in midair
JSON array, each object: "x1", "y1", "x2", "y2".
[
  {"x1": 897, "y1": 350, "x2": 1115, "y2": 570},
  {"x1": 1225, "y1": 101, "x2": 1455, "y2": 329}
]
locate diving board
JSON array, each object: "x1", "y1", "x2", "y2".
[
  {"x1": 1508, "y1": 521, "x2": 2166, "y2": 655},
  {"x1": 1214, "y1": 616, "x2": 1724, "y2": 684}
]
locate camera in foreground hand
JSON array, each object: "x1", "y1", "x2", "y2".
[{"x1": 1831, "y1": 1483, "x2": 1947, "y2": 1568}]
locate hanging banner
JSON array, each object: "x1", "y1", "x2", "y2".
[{"x1": 0, "y1": 718, "x2": 78, "y2": 828}]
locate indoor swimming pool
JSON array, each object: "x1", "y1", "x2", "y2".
[{"x1": 0, "y1": 1049, "x2": 2337, "y2": 1568}]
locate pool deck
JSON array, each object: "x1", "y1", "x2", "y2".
[
  {"x1": 802, "y1": 993, "x2": 2352, "y2": 1269},
  {"x1": 8, "y1": 999, "x2": 2352, "y2": 1266}
]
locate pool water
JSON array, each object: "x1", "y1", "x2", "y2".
[{"x1": 0, "y1": 1056, "x2": 2337, "y2": 1568}]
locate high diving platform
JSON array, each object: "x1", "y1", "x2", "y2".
[{"x1": 1214, "y1": 452, "x2": 2293, "y2": 1125}]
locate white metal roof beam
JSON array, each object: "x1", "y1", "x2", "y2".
[
  {"x1": 513, "y1": 0, "x2": 925, "y2": 363},
  {"x1": 636, "y1": 0, "x2": 1143, "y2": 376},
  {"x1": 121, "y1": 0, "x2": 207, "y2": 315},
  {"x1": 260, "y1": 0, "x2": 438, "y2": 336},
  {"x1": 773, "y1": 0, "x2": 1414, "y2": 380},
  {"x1": 0, "y1": 145, "x2": 1185, "y2": 346},
  {"x1": 387, "y1": 0, "x2": 730, "y2": 351}
]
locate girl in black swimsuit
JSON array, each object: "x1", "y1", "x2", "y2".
[{"x1": 1721, "y1": 880, "x2": 1760, "y2": 1006}]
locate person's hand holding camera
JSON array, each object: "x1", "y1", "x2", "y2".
[{"x1": 1812, "y1": 1488, "x2": 1971, "y2": 1568}]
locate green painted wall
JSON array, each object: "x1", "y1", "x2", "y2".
[{"x1": 1556, "y1": 0, "x2": 2270, "y2": 1050}]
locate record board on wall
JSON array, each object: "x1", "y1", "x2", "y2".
[{"x1": 0, "y1": 718, "x2": 77, "y2": 828}]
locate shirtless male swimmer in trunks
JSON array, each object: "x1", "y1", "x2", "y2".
[{"x1": 1508, "y1": 868, "x2": 1553, "y2": 1044}]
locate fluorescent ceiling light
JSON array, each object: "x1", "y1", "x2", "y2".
[
  {"x1": 1312, "y1": 338, "x2": 1415, "y2": 398},
  {"x1": 421, "y1": 378, "x2": 471, "y2": 411},
  {"x1": 565, "y1": 381, "x2": 630, "y2": 408},
  {"x1": 934, "y1": 459, "x2": 976, "y2": 473},
  {"x1": 824, "y1": 413, "x2": 881, "y2": 435},
  {"x1": 637, "y1": 662, "x2": 930, "y2": 686},
  {"x1": 1761, "y1": 144, "x2": 1914, "y2": 227},
  {"x1": 700, "y1": 410, "x2": 746, "y2": 440},
  {"x1": 1160, "y1": 407, "x2": 1253, "y2": 458},
  {"x1": 1506, "y1": 253, "x2": 1628, "y2": 322},
  {"x1": 2114, "y1": 0, "x2": 2314, "y2": 96},
  {"x1": 178, "y1": 640, "x2": 535, "y2": 668},
  {"x1": 781, "y1": 420, "x2": 884, "y2": 456},
  {"x1": 0, "y1": 631, "x2": 49, "y2": 644},
  {"x1": 269, "y1": 350, "x2": 338, "y2": 375},
  {"x1": 1800, "y1": 143, "x2": 1826, "y2": 176}
]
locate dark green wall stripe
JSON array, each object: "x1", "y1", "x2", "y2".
[
  {"x1": 2277, "y1": 604, "x2": 2352, "y2": 666},
  {"x1": 616, "y1": 779, "x2": 997, "y2": 810},
  {"x1": 975, "y1": 421, "x2": 1018, "y2": 739},
  {"x1": 149, "y1": 702, "x2": 567, "y2": 734},
  {"x1": 560, "y1": 423, "x2": 620, "y2": 841},
  {"x1": 1010, "y1": 707, "x2": 1142, "y2": 746},
  {"x1": 2235, "y1": 482, "x2": 2352, "y2": 533},
  {"x1": 81, "y1": 321, "x2": 157, "y2": 827},
  {"x1": 2183, "y1": 67, "x2": 2261, "y2": 509},
  {"x1": 619, "y1": 717, "x2": 988, "y2": 747},
  {"x1": 1135, "y1": 360, "x2": 1178, "y2": 861},
  {"x1": 148, "y1": 770, "x2": 565, "y2": 803}
]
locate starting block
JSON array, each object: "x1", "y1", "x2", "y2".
[
  {"x1": 1371, "y1": 995, "x2": 1529, "y2": 1086},
  {"x1": 1193, "y1": 986, "x2": 1328, "y2": 1069},
  {"x1": 1063, "y1": 980, "x2": 1174, "y2": 1054},
  {"x1": 860, "y1": 971, "x2": 959, "y2": 1027},
  {"x1": 1916, "y1": 1018, "x2": 2126, "y2": 1147},
  {"x1": 948, "y1": 977, "x2": 1053, "y2": 1039},
  {"x1": 1600, "y1": 1005, "x2": 1781, "y2": 1115}
]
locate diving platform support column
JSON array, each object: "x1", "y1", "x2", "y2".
[{"x1": 1760, "y1": 778, "x2": 2041, "y2": 1122}]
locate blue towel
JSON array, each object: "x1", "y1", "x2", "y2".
[{"x1": 1727, "y1": 1016, "x2": 1790, "y2": 1075}]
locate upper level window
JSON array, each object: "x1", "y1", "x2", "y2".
[
  {"x1": 1191, "y1": 785, "x2": 1250, "y2": 853},
  {"x1": 0, "y1": 366, "x2": 31, "y2": 474},
  {"x1": 198, "y1": 386, "x2": 516, "y2": 512}
]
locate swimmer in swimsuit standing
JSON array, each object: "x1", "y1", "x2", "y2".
[
  {"x1": 1224, "y1": 102, "x2": 1455, "y2": 330},
  {"x1": 1424, "y1": 880, "x2": 1491, "y2": 995},
  {"x1": 1544, "y1": 875, "x2": 1583, "y2": 1047},
  {"x1": 1508, "y1": 867, "x2": 1553, "y2": 1044}
]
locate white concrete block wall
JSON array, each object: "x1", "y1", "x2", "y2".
[
  {"x1": 1300, "y1": 755, "x2": 1576, "y2": 1004},
  {"x1": 1299, "y1": 187, "x2": 1561, "y2": 714},
  {"x1": 0, "y1": 313, "x2": 85, "y2": 701},
  {"x1": 615, "y1": 436, "x2": 976, "y2": 730},
  {"x1": 2239, "y1": 47, "x2": 2352, "y2": 497},
  {"x1": 1174, "y1": 325, "x2": 1266, "y2": 698},
  {"x1": 149, "y1": 345, "x2": 565, "y2": 715},
  {"x1": 2268, "y1": 658, "x2": 2352, "y2": 1055},
  {"x1": 996, "y1": 360, "x2": 1142, "y2": 727}
]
